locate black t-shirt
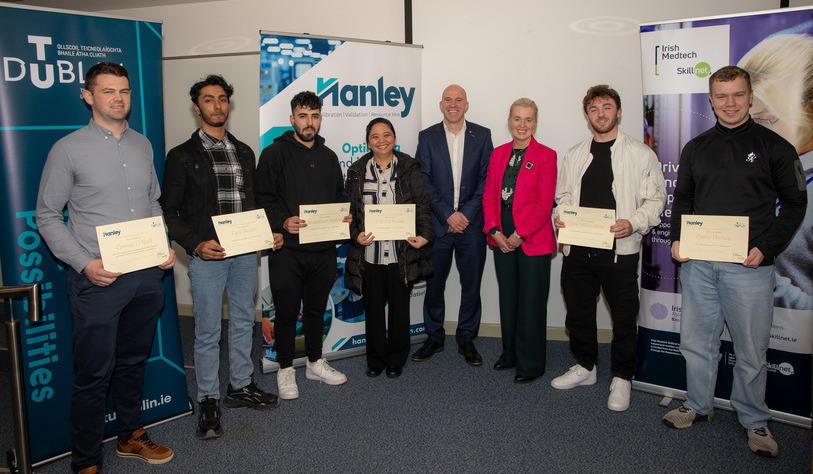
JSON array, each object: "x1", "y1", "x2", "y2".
[{"x1": 579, "y1": 139, "x2": 616, "y2": 210}]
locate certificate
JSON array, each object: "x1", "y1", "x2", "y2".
[
  {"x1": 557, "y1": 205, "x2": 616, "y2": 250},
  {"x1": 212, "y1": 210, "x2": 275, "y2": 256},
  {"x1": 298, "y1": 202, "x2": 350, "y2": 244},
  {"x1": 679, "y1": 215, "x2": 749, "y2": 263},
  {"x1": 96, "y1": 216, "x2": 169, "y2": 274},
  {"x1": 365, "y1": 204, "x2": 416, "y2": 241}
]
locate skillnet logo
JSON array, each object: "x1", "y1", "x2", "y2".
[
  {"x1": 317, "y1": 76, "x2": 416, "y2": 118},
  {"x1": 654, "y1": 44, "x2": 711, "y2": 78}
]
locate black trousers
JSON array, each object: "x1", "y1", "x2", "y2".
[
  {"x1": 561, "y1": 246, "x2": 640, "y2": 379},
  {"x1": 493, "y1": 248, "x2": 551, "y2": 378},
  {"x1": 362, "y1": 262, "x2": 412, "y2": 369},
  {"x1": 67, "y1": 267, "x2": 164, "y2": 472},
  {"x1": 269, "y1": 247, "x2": 336, "y2": 368}
]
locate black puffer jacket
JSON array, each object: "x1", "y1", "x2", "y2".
[{"x1": 344, "y1": 151, "x2": 434, "y2": 295}]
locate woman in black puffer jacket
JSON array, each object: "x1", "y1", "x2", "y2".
[{"x1": 344, "y1": 117, "x2": 433, "y2": 379}]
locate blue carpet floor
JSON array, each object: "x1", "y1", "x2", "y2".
[{"x1": 2, "y1": 317, "x2": 811, "y2": 473}]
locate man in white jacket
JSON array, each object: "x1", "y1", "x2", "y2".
[{"x1": 551, "y1": 85, "x2": 666, "y2": 412}]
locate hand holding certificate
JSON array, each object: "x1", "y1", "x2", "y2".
[
  {"x1": 96, "y1": 216, "x2": 170, "y2": 274},
  {"x1": 365, "y1": 204, "x2": 416, "y2": 241},
  {"x1": 212, "y1": 209, "x2": 276, "y2": 257},
  {"x1": 298, "y1": 203, "x2": 351, "y2": 244},
  {"x1": 679, "y1": 215, "x2": 749, "y2": 263},
  {"x1": 557, "y1": 205, "x2": 616, "y2": 250}
]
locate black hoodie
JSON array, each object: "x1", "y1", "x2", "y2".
[{"x1": 256, "y1": 130, "x2": 346, "y2": 251}]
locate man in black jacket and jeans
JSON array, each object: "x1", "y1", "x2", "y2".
[
  {"x1": 256, "y1": 91, "x2": 350, "y2": 400},
  {"x1": 663, "y1": 66, "x2": 806, "y2": 457},
  {"x1": 161, "y1": 75, "x2": 282, "y2": 441}
]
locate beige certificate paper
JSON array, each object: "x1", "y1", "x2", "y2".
[
  {"x1": 96, "y1": 216, "x2": 169, "y2": 273},
  {"x1": 298, "y1": 203, "x2": 351, "y2": 244},
  {"x1": 679, "y1": 215, "x2": 749, "y2": 263},
  {"x1": 365, "y1": 204, "x2": 416, "y2": 241},
  {"x1": 212, "y1": 210, "x2": 275, "y2": 256},
  {"x1": 557, "y1": 205, "x2": 616, "y2": 250}
]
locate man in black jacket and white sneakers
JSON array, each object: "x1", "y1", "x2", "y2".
[
  {"x1": 161, "y1": 75, "x2": 282, "y2": 440},
  {"x1": 664, "y1": 66, "x2": 806, "y2": 458},
  {"x1": 256, "y1": 91, "x2": 351, "y2": 400}
]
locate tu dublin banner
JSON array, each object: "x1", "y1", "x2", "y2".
[
  {"x1": 636, "y1": 7, "x2": 813, "y2": 427},
  {"x1": 257, "y1": 32, "x2": 423, "y2": 372},
  {"x1": 0, "y1": 5, "x2": 190, "y2": 464}
]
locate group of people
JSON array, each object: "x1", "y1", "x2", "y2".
[{"x1": 35, "y1": 59, "x2": 806, "y2": 473}]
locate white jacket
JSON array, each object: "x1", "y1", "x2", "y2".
[{"x1": 555, "y1": 132, "x2": 666, "y2": 256}]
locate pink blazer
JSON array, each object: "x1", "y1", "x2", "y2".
[{"x1": 482, "y1": 136, "x2": 557, "y2": 256}]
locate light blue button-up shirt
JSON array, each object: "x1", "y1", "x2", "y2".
[{"x1": 36, "y1": 119, "x2": 162, "y2": 273}]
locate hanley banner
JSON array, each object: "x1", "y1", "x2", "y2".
[
  {"x1": 0, "y1": 5, "x2": 191, "y2": 464},
  {"x1": 257, "y1": 32, "x2": 423, "y2": 372},
  {"x1": 637, "y1": 7, "x2": 813, "y2": 427}
]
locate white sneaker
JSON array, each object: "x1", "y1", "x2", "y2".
[
  {"x1": 306, "y1": 358, "x2": 347, "y2": 386},
  {"x1": 550, "y1": 364, "x2": 597, "y2": 389},
  {"x1": 276, "y1": 367, "x2": 299, "y2": 400},
  {"x1": 607, "y1": 377, "x2": 631, "y2": 412}
]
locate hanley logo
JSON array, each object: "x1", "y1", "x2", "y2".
[
  {"x1": 101, "y1": 230, "x2": 121, "y2": 237},
  {"x1": 685, "y1": 220, "x2": 703, "y2": 227},
  {"x1": 317, "y1": 77, "x2": 416, "y2": 118}
]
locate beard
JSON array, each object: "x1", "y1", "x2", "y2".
[{"x1": 294, "y1": 125, "x2": 317, "y2": 142}]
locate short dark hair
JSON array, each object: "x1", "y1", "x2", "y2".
[
  {"x1": 709, "y1": 65, "x2": 752, "y2": 93},
  {"x1": 366, "y1": 117, "x2": 396, "y2": 142},
  {"x1": 189, "y1": 75, "x2": 234, "y2": 105},
  {"x1": 84, "y1": 62, "x2": 128, "y2": 91},
  {"x1": 582, "y1": 85, "x2": 621, "y2": 113},
  {"x1": 290, "y1": 91, "x2": 322, "y2": 112}
]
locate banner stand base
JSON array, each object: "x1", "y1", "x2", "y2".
[{"x1": 633, "y1": 381, "x2": 812, "y2": 429}]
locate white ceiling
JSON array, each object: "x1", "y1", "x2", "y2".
[{"x1": 4, "y1": 0, "x2": 206, "y2": 12}]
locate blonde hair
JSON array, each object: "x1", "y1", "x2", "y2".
[
  {"x1": 738, "y1": 34, "x2": 813, "y2": 150},
  {"x1": 508, "y1": 98, "x2": 538, "y2": 121}
]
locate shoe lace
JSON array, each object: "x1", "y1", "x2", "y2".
[
  {"x1": 133, "y1": 432, "x2": 158, "y2": 449},
  {"x1": 678, "y1": 405, "x2": 692, "y2": 414},
  {"x1": 752, "y1": 427, "x2": 769, "y2": 437},
  {"x1": 281, "y1": 368, "x2": 295, "y2": 385},
  {"x1": 316, "y1": 359, "x2": 335, "y2": 373}
]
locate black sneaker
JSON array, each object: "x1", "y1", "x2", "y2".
[
  {"x1": 223, "y1": 382, "x2": 280, "y2": 411},
  {"x1": 412, "y1": 339, "x2": 444, "y2": 362},
  {"x1": 196, "y1": 397, "x2": 223, "y2": 440}
]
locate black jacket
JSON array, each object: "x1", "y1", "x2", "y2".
[
  {"x1": 344, "y1": 151, "x2": 434, "y2": 295},
  {"x1": 256, "y1": 130, "x2": 346, "y2": 252},
  {"x1": 671, "y1": 118, "x2": 807, "y2": 264},
  {"x1": 160, "y1": 130, "x2": 256, "y2": 255}
]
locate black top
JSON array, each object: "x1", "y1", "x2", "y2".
[
  {"x1": 670, "y1": 118, "x2": 807, "y2": 265},
  {"x1": 579, "y1": 139, "x2": 616, "y2": 210},
  {"x1": 255, "y1": 130, "x2": 346, "y2": 251}
]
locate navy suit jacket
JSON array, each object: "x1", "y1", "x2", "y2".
[{"x1": 415, "y1": 121, "x2": 493, "y2": 238}]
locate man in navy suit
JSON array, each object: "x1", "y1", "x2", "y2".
[{"x1": 412, "y1": 84, "x2": 493, "y2": 365}]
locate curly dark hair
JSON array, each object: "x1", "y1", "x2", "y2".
[
  {"x1": 582, "y1": 85, "x2": 621, "y2": 113},
  {"x1": 189, "y1": 75, "x2": 234, "y2": 105},
  {"x1": 290, "y1": 91, "x2": 322, "y2": 112}
]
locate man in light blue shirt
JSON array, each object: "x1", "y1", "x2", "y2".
[{"x1": 37, "y1": 62, "x2": 175, "y2": 474}]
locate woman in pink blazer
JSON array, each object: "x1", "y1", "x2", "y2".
[{"x1": 482, "y1": 98, "x2": 557, "y2": 384}]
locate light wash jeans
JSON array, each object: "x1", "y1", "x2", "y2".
[
  {"x1": 189, "y1": 253, "x2": 258, "y2": 401},
  {"x1": 679, "y1": 259, "x2": 775, "y2": 429}
]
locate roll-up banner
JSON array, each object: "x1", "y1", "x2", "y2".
[
  {"x1": 0, "y1": 5, "x2": 190, "y2": 464},
  {"x1": 636, "y1": 7, "x2": 813, "y2": 427},
  {"x1": 258, "y1": 32, "x2": 423, "y2": 372}
]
